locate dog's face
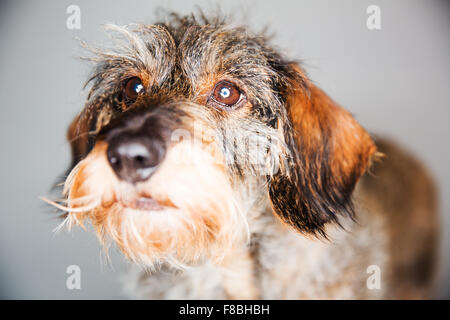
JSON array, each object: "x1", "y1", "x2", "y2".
[{"x1": 57, "y1": 16, "x2": 375, "y2": 268}]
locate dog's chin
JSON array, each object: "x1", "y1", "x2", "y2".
[
  {"x1": 102, "y1": 201, "x2": 208, "y2": 268},
  {"x1": 83, "y1": 195, "x2": 247, "y2": 269}
]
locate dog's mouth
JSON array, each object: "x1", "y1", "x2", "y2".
[{"x1": 119, "y1": 194, "x2": 176, "y2": 211}]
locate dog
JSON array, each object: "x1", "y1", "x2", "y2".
[{"x1": 50, "y1": 13, "x2": 439, "y2": 299}]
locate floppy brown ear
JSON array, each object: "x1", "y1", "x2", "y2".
[
  {"x1": 269, "y1": 68, "x2": 376, "y2": 236},
  {"x1": 67, "y1": 109, "x2": 97, "y2": 170}
]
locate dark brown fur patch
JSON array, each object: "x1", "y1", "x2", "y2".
[{"x1": 269, "y1": 68, "x2": 376, "y2": 236}]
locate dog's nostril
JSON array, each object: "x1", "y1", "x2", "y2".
[
  {"x1": 134, "y1": 155, "x2": 146, "y2": 165},
  {"x1": 107, "y1": 139, "x2": 165, "y2": 184}
]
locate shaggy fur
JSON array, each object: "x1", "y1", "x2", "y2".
[{"x1": 48, "y1": 13, "x2": 439, "y2": 299}]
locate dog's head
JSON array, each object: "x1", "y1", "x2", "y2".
[{"x1": 56, "y1": 15, "x2": 375, "y2": 268}]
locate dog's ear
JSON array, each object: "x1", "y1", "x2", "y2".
[
  {"x1": 269, "y1": 66, "x2": 376, "y2": 236},
  {"x1": 67, "y1": 109, "x2": 97, "y2": 170}
]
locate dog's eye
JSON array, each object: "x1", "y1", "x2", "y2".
[
  {"x1": 123, "y1": 77, "x2": 145, "y2": 104},
  {"x1": 210, "y1": 81, "x2": 243, "y2": 107}
]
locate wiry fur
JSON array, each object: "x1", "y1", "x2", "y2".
[{"x1": 49, "y1": 13, "x2": 439, "y2": 299}]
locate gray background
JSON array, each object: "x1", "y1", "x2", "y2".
[{"x1": 0, "y1": 0, "x2": 449, "y2": 299}]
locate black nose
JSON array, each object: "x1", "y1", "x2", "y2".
[{"x1": 107, "y1": 136, "x2": 165, "y2": 184}]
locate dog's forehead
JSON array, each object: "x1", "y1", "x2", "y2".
[
  {"x1": 125, "y1": 23, "x2": 278, "y2": 90},
  {"x1": 177, "y1": 26, "x2": 273, "y2": 81}
]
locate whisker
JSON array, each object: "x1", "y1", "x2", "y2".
[
  {"x1": 40, "y1": 196, "x2": 98, "y2": 213},
  {"x1": 52, "y1": 216, "x2": 73, "y2": 233}
]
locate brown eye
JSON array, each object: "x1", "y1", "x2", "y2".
[
  {"x1": 211, "y1": 81, "x2": 242, "y2": 107},
  {"x1": 123, "y1": 77, "x2": 145, "y2": 104}
]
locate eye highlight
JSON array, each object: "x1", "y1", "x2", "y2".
[
  {"x1": 209, "y1": 81, "x2": 244, "y2": 108},
  {"x1": 123, "y1": 77, "x2": 145, "y2": 105}
]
